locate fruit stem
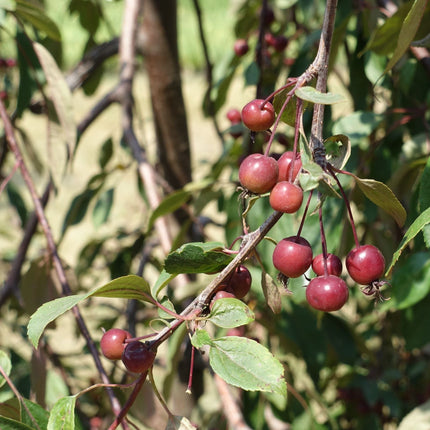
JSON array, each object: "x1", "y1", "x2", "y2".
[
  {"x1": 326, "y1": 164, "x2": 360, "y2": 248},
  {"x1": 289, "y1": 98, "x2": 303, "y2": 183},
  {"x1": 148, "y1": 367, "x2": 176, "y2": 421},
  {"x1": 296, "y1": 190, "x2": 314, "y2": 239},
  {"x1": 186, "y1": 344, "x2": 196, "y2": 394},
  {"x1": 318, "y1": 193, "x2": 329, "y2": 277}
]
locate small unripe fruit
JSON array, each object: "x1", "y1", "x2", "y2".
[
  {"x1": 241, "y1": 99, "x2": 276, "y2": 132},
  {"x1": 122, "y1": 341, "x2": 156, "y2": 373}
]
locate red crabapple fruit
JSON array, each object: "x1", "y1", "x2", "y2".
[
  {"x1": 241, "y1": 99, "x2": 276, "y2": 132},
  {"x1": 239, "y1": 153, "x2": 279, "y2": 194}
]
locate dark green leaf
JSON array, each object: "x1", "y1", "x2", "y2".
[
  {"x1": 6, "y1": 182, "x2": 28, "y2": 226},
  {"x1": 98, "y1": 138, "x2": 113, "y2": 170},
  {"x1": 15, "y1": 0, "x2": 61, "y2": 41},
  {"x1": 383, "y1": 252, "x2": 430, "y2": 310},
  {"x1": 0, "y1": 350, "x2": 11, "y2": 388},
  {"x1": 386, "y1": 207, "x2": 430, "y2": 276},
  {"x1": 164, "y1": 242, "x2": 233, "y2": 274},
  {"x1": 418, "y1": 156, "x2": 430, "y2": 211},
  {"x1": 295, "y1": 86, "x2": 345, "y2": 104},
  {"x1": 385, "y1": 0, "x2": 428, "y2": 73},
  {"x1": 0, "y1": 417, "x2": 34, "y2": 430},
  {"x1": 47, "y1": 396, "x2": 77, "y2": 430},
  {"x1": 352, "y1": 175, "x2": 406, "y2": 227},
  {"x1": 21, "y1": 399, "x2": 49, "y2": 429},
  {"x1": 324, "y1": 134, "x2": 351, "y2": 170},
  {"x1": 92, "y1": 188, "x2": 114, "y2": 228},
  {"x1": 244, "y1": 61, "x2": 260, "y2": 86},
  {"x1": 206, "y1": 333, "x2": 286, "y2": 396},
  {"x1": 208, "y1": 298, "x2": 255, "y2": 328}
]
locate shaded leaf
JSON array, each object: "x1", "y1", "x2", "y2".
[
  {"x1": 383, "y1": 252, "x2": 430, "y2": 310},
  {"x1": 0, "y1": 350, "x2": 12, "y2": 388},
  {"x1": 47, "y1": 396, "x2": 77, "y2": 430},
  {"x1": 386, "y1": 207, "x2": 430, "y2": 276},
  {"x1": 165, "y1": 242, "x2": 233, "y2": 274},
  {"x1": 295, "y1": 86, "x2": 345, "y2": 105},
  {"x1": 208, "y1": 298, "x2": 255, "y2": 328},
  {"x1": 351, "y1": 175, "x2": 406, "y2": 227},
  {"x1": 98, "y1": 138, "x2": 113, "y2": 170},
  {"x1": 0, "y1": 417, "x2": 34, "y2": 429},
  {"x1": 385, "y1": 0, "x2": 428, "y2": 73},
  {"x1": 324, "y1": 134, "x2": 351, "y2": 170},
  {"x1": 15, "y1": 0, "x2": 61, "y2": 41},
  {"x1": 261, "y1": 272, "x2": 282, "y2": 314},
  {"x1": 418, "y1": 156, "x2": 430, "y2": 211},
  {"x1": 92, "y1": 188, "x2": 114, "y2": 228},
  {"x1": 28, "y1": 275, "x2": 151, "y2": 348},
  {"x1": 273, "y1": 88, "x2": 298, "y2": 127},
  {"x1": 33, "y1": 42, "x2": 76, "y2": 170}
]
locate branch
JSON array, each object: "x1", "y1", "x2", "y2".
[{"x1": 0, "y1": 99, "x2": 128, "y2": 430}]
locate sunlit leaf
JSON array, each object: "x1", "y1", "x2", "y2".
[
  {"x1": 47, "y1": 396, "x2": 77, "y2": 430},
  {"x1": 0, "y1": 350, "x2": 12, "y2": 388},
  {"x1": 208, "y1": 298, "x2": 255, "y2": 328},
  {"x1": 0, "y1": 417, "x2": 34, "y2": 429},
  {"x1": 28, "y1": 275, "x2": 152, "y2": 348}
]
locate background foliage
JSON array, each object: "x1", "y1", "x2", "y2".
[{"x1": 0, "y1": 0, "x2": 430, "y2": 429}]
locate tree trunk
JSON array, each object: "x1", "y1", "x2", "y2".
[{"x1": 140, "y1": 0, "x2": 192, "y2": 190}]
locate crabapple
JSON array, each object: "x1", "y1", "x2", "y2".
[
  {"x1": 269, "y1": 181, "x2": 303, "y2": 213},
  {"x1": 277, "y1": 151, "x2": 302, "y2": 182},
  {"x1": 312, "y1": 253, "x2": 343, "y2": 277},
  {"x1": 122, "y1": 341, "x2": 156, "y2": 373},
  {"x1": 226, "y1": 265, "x2": 252, "y2": 299},
  {"x1": 306, "y1": 275, "x2": 349, "y2": 312},
  {"x1": 226, "y1": 108, "x2": 241, "y2": 123},
  {"x1": 100, "y1": 328, "x2": 131, "y2": 360},
  {"x1": 272, "y1": 236, "x2": 313, "y2": 278},
  {"x1": 239, "y1": 153, "x2": 279, "y2": 194},
  {"x1": 234, "y1": 39, "x2": 249, "y2": 57},
  {"x1": 241, "y1": 99, "x2": 276, "y2": 132},
  {"x1": 346, "y1": 245, "x2": 385, "y2": 285}
]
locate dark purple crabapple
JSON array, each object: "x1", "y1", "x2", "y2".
[{"x1": 122, "y1": 341, "x2": 156, "y2": 373}]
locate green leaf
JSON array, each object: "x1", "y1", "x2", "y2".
[
  {"x1": 295, "y1": 86, "x2": 345, "y2": 105},
  {"x1": 92, "y1": 188, "x2": 114, "y2": 228},
  {"x1": 28, "y1": 275, "x2": 151, "y2": 348},
  {"x1": 324, "y1": 134, "x2": 351, "y2": 170},
  {"x1": 351, "y1": 175, "x2": 406, "y2": 227},
  {"x1": 151, "y1": 269, "x2": 177, "y2": 298},
  {"x1": 418, "y1": 156, "x2": 430, "y2": 211},
  {"x1": 33, "y1": 42, "x2": 76, "y2": 180},
  {"x1": 208, "y1": 298, "x2": 255, "y2": 328},
  {"x1": 385, "y1": 0, "x2": 429, "y2": 73},
  {"x1": 383, "y1": 252, "x2": 430, "y2": 310},
  {"x1": 15, "y1": 0, "x2": 61, "y2": 41},
  {"x1": 332, "y1": 111, "x2": 383, "y2": 146},
  {"x1": 191, "y1": 329, "x2": 213, "y2": 349},
  {"x1": 21, "y1": 399, "x2": 49, "y2": 429},
  {"x1": 164, "y1": 242, "x2": 233, "y2": 274},
  {"x1": 0, "y1": 417, "x2": 34, "y2": 430},
  {"x1": 244, "y1": 61, "x2": 260, "y2": 86},
  {"x1": 98, "y1": 138, "x2": 113, "y2": 170},
  {"x1": 47, "y1": 395, "x2": 77, "y2": 430},
  {"x1": 386, "y1": 207, "x2": 430, "y2": 276},
  {"x1": 0, "y1": 350, "x2": 12, "y2": 388},
  {"x1": 273, "y1": 89, "x2": 299, "y2": 127},
  {"x1": 209, "y1": 335, "x2": 287, "y2": 397}
]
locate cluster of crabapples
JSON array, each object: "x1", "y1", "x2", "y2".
[
  {"x1": 100, "y1": 328, "x2": 156, "y2": 373},
  {"x1": 233, "y1": 98, "x2": 387, "y2": 312}
]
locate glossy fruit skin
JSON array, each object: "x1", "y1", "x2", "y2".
[
  {"x1": 277, "y1": 151, "x2": 302, "y2": 182},
  {"x1": 100, "y1": 328, "x2": 131, "y2": 360},
  {"x1": 346, "y1": 245, "x2": 385, "y2": 285},
  {"x1": 226, "y1": 265, "x2": 252, "y2": 299},
  {"x1": 272, "y1": 236, "x2": 313, "y2": 278},
  {"x1": 241, "y1": 99, "x2": 276, "y2": 132},
  {"x1": 239, "y1": 153, "x2": 279, "y2": 194},
  {"x1": 234, "y1": 39, "x2": 249, "y2": 56},
  {"x1": 122, "y1": 341, "x2": 156, "y2": 373},
  {"x1": 269, "y1": 181, "x2": 303, "y2": 213},
  {"x1": 312, "y1": 253, "x2": 343, "y2": 277},
  {"x1": 306, "y1": 275, "x2": 349, "y2": 312},
  {"x1": 226, "y1": 108, "x2": 242, "y2": 123},
  {"x1": 210, "y1": 290, "x2": 236, "y2": 310}
]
